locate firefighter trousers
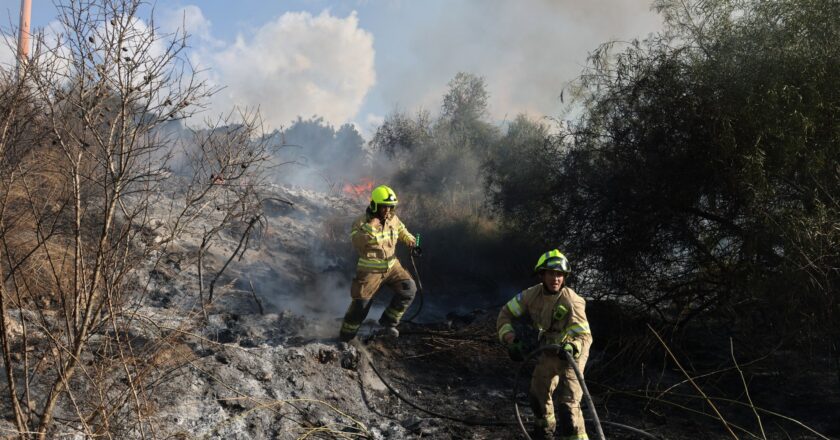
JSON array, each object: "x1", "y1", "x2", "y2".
[
  {"x1": 339, "y1": 261, "x2": 416, "y2": 341},
  {"x1": 529, "y1": 349, "x2": 590, "y2": 440}
]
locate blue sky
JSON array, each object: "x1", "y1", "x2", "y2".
[{"x1": 0, "y1": 0, "x2": 663, "y2": 137}]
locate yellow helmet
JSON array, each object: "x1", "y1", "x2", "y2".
[
  {"x1": 370, "y1": 185, "x2": 398, "y2": 211},
  {"x1": 534, "y1": 249, "x2": 571, "y2": 274}
]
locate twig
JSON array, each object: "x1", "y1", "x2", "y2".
[
  {"x1": 197, "y1": 244, "x2": 208, "y2": 321},
  {"x1": 648, "y1": 324, "x2": 739, "y2": 439},
  {"x1": 731, "y1": 338, "x2": 766, "y2": 439},
  {"x1": 654, "y1": 344, "x2": 777, "y2": 401},
  {"x1": 248, "y1": 280, "x2": 264, "y2": 315},
  {"x1": 263, "y1": 196, "x2": 294, "y2": 206},
  {"x1": 210, "y1": 397, "x2": 369, "y2": 439},
  {"x1": 595, "y1": 383, "x2": 761, "y2": 439},
  {"x1": 601, "y1": 382, "x2": 832, "y2": 440},
  {"x1": 673, "y1": 392, "x2": 831, "y2": 440},
  {"x1": 208, "y1": 216, "x2": 259, "y2": 303}
]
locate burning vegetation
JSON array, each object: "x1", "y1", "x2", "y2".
[{"x1": 342, "y1": 178, "x2": 376, "y2": 200}]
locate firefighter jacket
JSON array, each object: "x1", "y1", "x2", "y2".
[
  {"x1": 496, "y1": 284, "x2": 592, "y2": 351},
  {"x1": 350, "y1": 212, "x2": 415, "y2": 273}
]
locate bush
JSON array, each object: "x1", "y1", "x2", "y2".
[{"x1": 487, "y1": 0, "x2": 840, "y2": 347}]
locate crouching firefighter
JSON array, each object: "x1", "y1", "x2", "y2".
[
  {"x1": 497, "y1": 250, "x2": 593, "y2": 440},
  {"x1": 339, "y1": 185, "x2": 419, "y2": 342}
]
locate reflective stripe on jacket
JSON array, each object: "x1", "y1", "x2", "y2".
[
  {"x1": 496, "y1": 284, "x2": 592, "y2": 347},
  {"x1": 350, "y1": 213, "x2": 415, "y2": 273}
]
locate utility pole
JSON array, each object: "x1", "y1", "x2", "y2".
[{"x1": 17, "y1": 0, "x2": 32, "y2": 72}]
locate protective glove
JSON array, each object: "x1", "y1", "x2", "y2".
[
  {"x1": 562, "y1": 341, "x2": 581, "y2": 359},
  {"x1": 507, "y1": 339, "x2": 525, "y2": 362},
  {"x1": 410, "y1": 233, "x2": 423, "y2": 257}
]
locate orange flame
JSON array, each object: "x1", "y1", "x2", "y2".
[{"x1": 342, "y1": 177, "x2": 374, "y2": 199}]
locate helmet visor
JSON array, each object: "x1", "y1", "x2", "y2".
[{"x1": 541, "y1": 257, "x2": 570, "y2": 273}]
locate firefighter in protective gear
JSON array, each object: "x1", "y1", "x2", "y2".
[
  {"x1": 497, "y1": 250, "x2": 593, "y2": 440},
  {"x1": 339, "y1": 185, "x2": 418, "y2": 342}
]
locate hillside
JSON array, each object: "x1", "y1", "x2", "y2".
[{"x1": 3, "y1": 185, "x2": 833, "y2": 439}]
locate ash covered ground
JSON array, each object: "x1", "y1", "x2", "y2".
[
  {"x1": 116, "y1": 187, "x2": 840, "y2": 439},
  {"x1": 6, "y1": 185, "x2": 833, "y2": 440}
]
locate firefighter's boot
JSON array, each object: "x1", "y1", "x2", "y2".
[
  {"x1": 529, "y1": 428, "x2": 553, "y2": 440},
  {"x1": 379, "y1": 325, "x2": 400, "y2": 338},
  {"x1": 530, "y1": 414, "x2": 556, "y2": 439}
]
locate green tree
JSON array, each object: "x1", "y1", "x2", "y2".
[
  {"x1": 442, "y1": 72, "x2": 488, "y2": 126},
  {"x1": 484, "y1": 115, "x2": 558, "y2": 221},
  {"x1": 369, "y1": 109, "x2": 432, "y2": 161},
  {"x1": 370, "y1": 72, "x2": 498, "y2": 222}
]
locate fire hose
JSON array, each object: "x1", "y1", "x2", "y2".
[
  {"x1": 513, "y1": 345, "x2": 605, "y2": 440},
  {"x1": 403, "y1": 244, "x2": 425, "y2": 323},
  {"x1": 512, "y1": 345, "x2": 660, "y2": 440},
  {"x1": 366, "y1": 359, "x2": 511, "y2": 426},
  {"x1": 371, "y1": 236, "x2": 657, "y2": 437},
  {"x1": 357, "y1": 339, "x2": 660, "y2": 439}
]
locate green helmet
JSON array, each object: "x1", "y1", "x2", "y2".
[
  {"x1": 534, "y1": 249, "x2": 571, "y2": 274},
  {"x1": 370, "y1": 185, "x2": 398, "y2": 211}
]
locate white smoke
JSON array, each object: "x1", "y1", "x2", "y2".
[
  {"x1": 164, "y1": 7, "x2": 376, "y2": 129},
  {"x1": 349, "y1": 113, "x2": 385, "y2": 141},
  {"x1": 380, "y1": 0, "x2": 662, "y2": 119}
]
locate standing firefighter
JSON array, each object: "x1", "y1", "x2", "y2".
[
  {"x1": 497, "y1": 250, "x2": 593, "y2": 440},
  {"x1": 339, "y1": 185, "x2": 418, "y2": 342}
]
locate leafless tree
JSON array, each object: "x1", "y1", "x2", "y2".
[{"x1": 0, "y1": 1, "x2": 271, "y2": 438}]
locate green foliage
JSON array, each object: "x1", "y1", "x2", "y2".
[
  {"x1": 442, "y1": 72, "x2": 489, "y2": 122},
  {"x1": 489, "y1": 0, "x2": 840, "y2": 342},
  {"x1": 441, "y1": 72, "x2": 491, "y2": 144},
  {"x1": 371, "y1": 72, "x2": 498, "y2": 224},
  {"x1": 484, "y1": 115, "x2": 559, "y2": 222},
  {"x1": 369, "y1": 109, "x2": 432, "y2": 160}
]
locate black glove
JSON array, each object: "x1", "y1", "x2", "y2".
[{"x1": 507, "y1": 339, "x2": 525, "y2": 362}]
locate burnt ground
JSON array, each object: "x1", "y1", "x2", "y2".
[
  {"x1": 338, "y1": 309, "x2": 840, "y2": 440},
  {"x1": 126, "y1": 183, "x2": 840, "y2": 440},
  {"x1": 133, "y1": 304, "x2": 840, "y2": 440},
  {"x1": 5, "y1": 285, "x2": 835, "y2": 439},
  {"x1": 3, "y1": 186, "x2": 836, "y2": 439}
]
